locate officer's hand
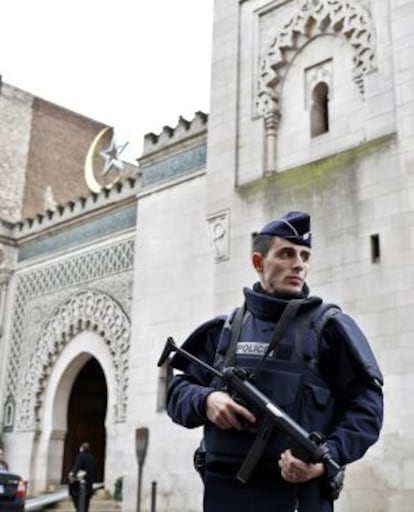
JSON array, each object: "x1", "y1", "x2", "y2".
[
  {"x1": 205, "y1": 391, "x2": 256, "y2": 430},
  {"x1": 279, "y1": 449, "x2": 324, "y2": 483}
]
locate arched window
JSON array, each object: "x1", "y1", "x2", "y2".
[{"x1": 311, "y1": 82, "x2": 330, "y2": 137}]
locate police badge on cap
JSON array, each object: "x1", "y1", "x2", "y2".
[{"x1": 258, "y1": 211, "x2": 311, "y2": 247}]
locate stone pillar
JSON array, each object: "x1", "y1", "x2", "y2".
[
  {"x1": 264, "y1": 111, "x2": 281, "y2": 175},
  {"x1": 0, "y1": 270, "x2": 12, "y2": 338}
]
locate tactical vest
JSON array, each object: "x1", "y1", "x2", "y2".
[{"x1": 203, "y1": 303, "x2": 340, "y2": 466}]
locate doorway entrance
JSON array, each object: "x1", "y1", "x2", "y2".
[{"x1": 61, "y1": 357, "x2": 107, "y2": 483}]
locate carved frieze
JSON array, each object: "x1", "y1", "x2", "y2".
[
  {"x1": 256, "y1": 0, "x2": 376, "y2": 173},
  {"x1": 5, "y1": 238, "x2": 135, "y2": 431},
  {"x1": 257, "y1": 0, "x2": 376, "y2": 117},
  {"x1": 17, "y1": 290, "x2": 131, "y2": 430}
]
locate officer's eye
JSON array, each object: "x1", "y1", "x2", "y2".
[
  {"x1": 301, "y1": 251, "x2": 311, "y2": 262},
  {"x1": 279, "y1": 249, "x2": 292, "y2": 258}
]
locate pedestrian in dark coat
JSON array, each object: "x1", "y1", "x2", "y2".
[
  {"x1": 68, "y1": 442, "x2": 97, "y2": 512},
  {"x1": 166, "y1": 211, "x2": 384, "y2": 512}
]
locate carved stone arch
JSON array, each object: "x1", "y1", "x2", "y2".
[
  {"x1": 257, "y1": 0, "x2": 376, "y2": 117},
  {"x1": 257, "y1": 0, "x2": 376, "y2": 173},
  {"x1": 16, "y1": 290, "x2": 131, "y2": 431}
]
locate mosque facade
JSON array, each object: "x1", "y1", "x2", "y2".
[{"x1": 0, "y1": 1, "x2": 413, "y2": 511}]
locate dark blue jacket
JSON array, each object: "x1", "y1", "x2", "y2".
[{"x1": 167, "y1": 284, "x2": 383, "y2": 506}]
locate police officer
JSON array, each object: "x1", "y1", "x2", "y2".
[{"x1": 166, "y1": 211, "x2": 383, "y2": 512}]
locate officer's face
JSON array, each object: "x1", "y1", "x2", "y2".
[{"x1": 252, "y1": 237, "x2": 310, "y2": 296}]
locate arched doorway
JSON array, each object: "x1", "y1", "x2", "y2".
[{"x1": 61, "y1": 357, "x2": 107, "y2": 483}]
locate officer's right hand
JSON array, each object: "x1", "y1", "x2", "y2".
[{"x1": 205, "y1": 391, "x2": 256, "y2": 430}]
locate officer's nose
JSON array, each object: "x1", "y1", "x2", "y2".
[{"x1": 292, "y1": 253, "x2": 305, "y2": 270}]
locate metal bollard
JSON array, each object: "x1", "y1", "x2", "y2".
[
  {"x1": 150, "y1": 481, "x2": 157, "y2": 512},
  {"x1": 77, "y1": 470, "x2": 87, "y2": 512},
  {"x1": 135, "y1": 428, "x2": 149, "y2": 512}
]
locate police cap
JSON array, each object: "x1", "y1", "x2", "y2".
[{"x1": 258, "y1": 211, "x2": 311, "y2": 247}]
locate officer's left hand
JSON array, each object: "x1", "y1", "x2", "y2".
[{"x1": 278, "y1": 449, "x2": 324, "y2": 483}]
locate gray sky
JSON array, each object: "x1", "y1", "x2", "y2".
[{"x1": 0, "y1": 0, "x2": 214, "y2": 161}]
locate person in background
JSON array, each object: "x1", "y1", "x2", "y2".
[
  {"x1": 68, "y1": 442, "x2": 96, "y2": 512},
  {"x1": 166, "y1": 211, "x2": 384, "y2": 512}
]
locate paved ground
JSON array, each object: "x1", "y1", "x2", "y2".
[{"x1": 25, "y1": 488, "x2": 120, "y2": 512}]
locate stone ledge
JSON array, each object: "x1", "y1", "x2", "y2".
[{"x1": 12, "y1": 177, "x2": 140, "y2": 239}]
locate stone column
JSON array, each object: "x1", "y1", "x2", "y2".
[
  {"x1": 0, "y1": 270, "x2": 12, "y2": 338},
  {"x1": 264, "y1": 111, "x2": 281, "y2": 175}
]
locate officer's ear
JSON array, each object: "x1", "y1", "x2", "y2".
[{"x1": 252, "y1": 252, "x2": 264, "y2": 273}]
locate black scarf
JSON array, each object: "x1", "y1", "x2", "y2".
[{"x1": 243, "y1": 282, "x2": 322, "y2": 321}]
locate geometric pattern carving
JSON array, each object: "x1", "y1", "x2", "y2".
[
  {"x1": 257, "y1": 0, "x2": 376, "y2": 117},
  {"x1": 17, "y1": 290, "x2": 131, "y2": 430},
  {"x1": 5, "y1": 238, "x2": 135, "y2": 430}
]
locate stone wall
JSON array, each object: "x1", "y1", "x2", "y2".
[
  {"x1": 135, "y1": 1, "x2": 414, "y2": 511},
  {"x1": 0, "y1": 83, "x2": 32, "y2": 223}
]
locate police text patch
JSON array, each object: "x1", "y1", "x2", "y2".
[{"x1": 236, "y1": 342, "x2": 272, "y2": 356}]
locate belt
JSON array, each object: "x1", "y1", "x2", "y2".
[{"x1": 206, "y1": 460, "x2": 281, "y2": 478}]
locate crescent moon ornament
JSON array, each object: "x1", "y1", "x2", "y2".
[{"x1": 84, "y1": 127, "x2": 111, "y2": 194}]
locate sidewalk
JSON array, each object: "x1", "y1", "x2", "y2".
[{"x1": 26, "y1": 488, "x2": 120, "y2": 512}]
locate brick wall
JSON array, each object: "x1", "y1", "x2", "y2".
[
  {"x1": 0, "y1": 83, "x2": 118, "y2": 222},
  {"x1": 23, "y1": 98, "x2": 109, "y2": 220}
]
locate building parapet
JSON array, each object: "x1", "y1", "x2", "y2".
[
  {"x1": 12, "y1": 177, "x2": 140, "y2": 240},
  {"x1": 138, "y1": 112, "x2": 208, "y2": 189},
  {"x1": 17, "y1": 202, "x2": 137, "y2": 262},
  {"x1": 142, "y1": 111, "x2": 208, "y2": 156},
  {"x1": 0, "y1": 219, "x2": 14, "y2": 239}
]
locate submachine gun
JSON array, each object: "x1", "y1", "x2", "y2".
[{"x1": 158, "y1": 336, "x2": 345, "y2": 500}]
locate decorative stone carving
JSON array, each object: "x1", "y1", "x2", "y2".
[
  {"x1": 207, "y1": 211, "x2": 230, "y2": 262},
  {"x1": 0, "y1": 270, "x2": 12, "y2": 338},
  {"x1": 264, "y1": 111, "x2": 282, "y2": 175},
  {"x1": 16, "y1": 290, "x2": 131, "y2": 431},
  {"x1": 3, "y1": 395, "x2": 15, "y2": 429},
  {"x1": 257, "y1": 0, "x2": 376, "y2": 172},
  {"x1": 257, "y1": 0, "x2": 376, "y2": 117},
  {"x1": 43, "y1": 186, "x2": 57, "y2": 213},
  {"x1": 5, "y1": 238, "x2": 135, "y2": 430}
]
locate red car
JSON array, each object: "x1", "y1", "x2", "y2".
[{"x1": 0, "y1": 470, "x2": 26, "y2": 512}]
